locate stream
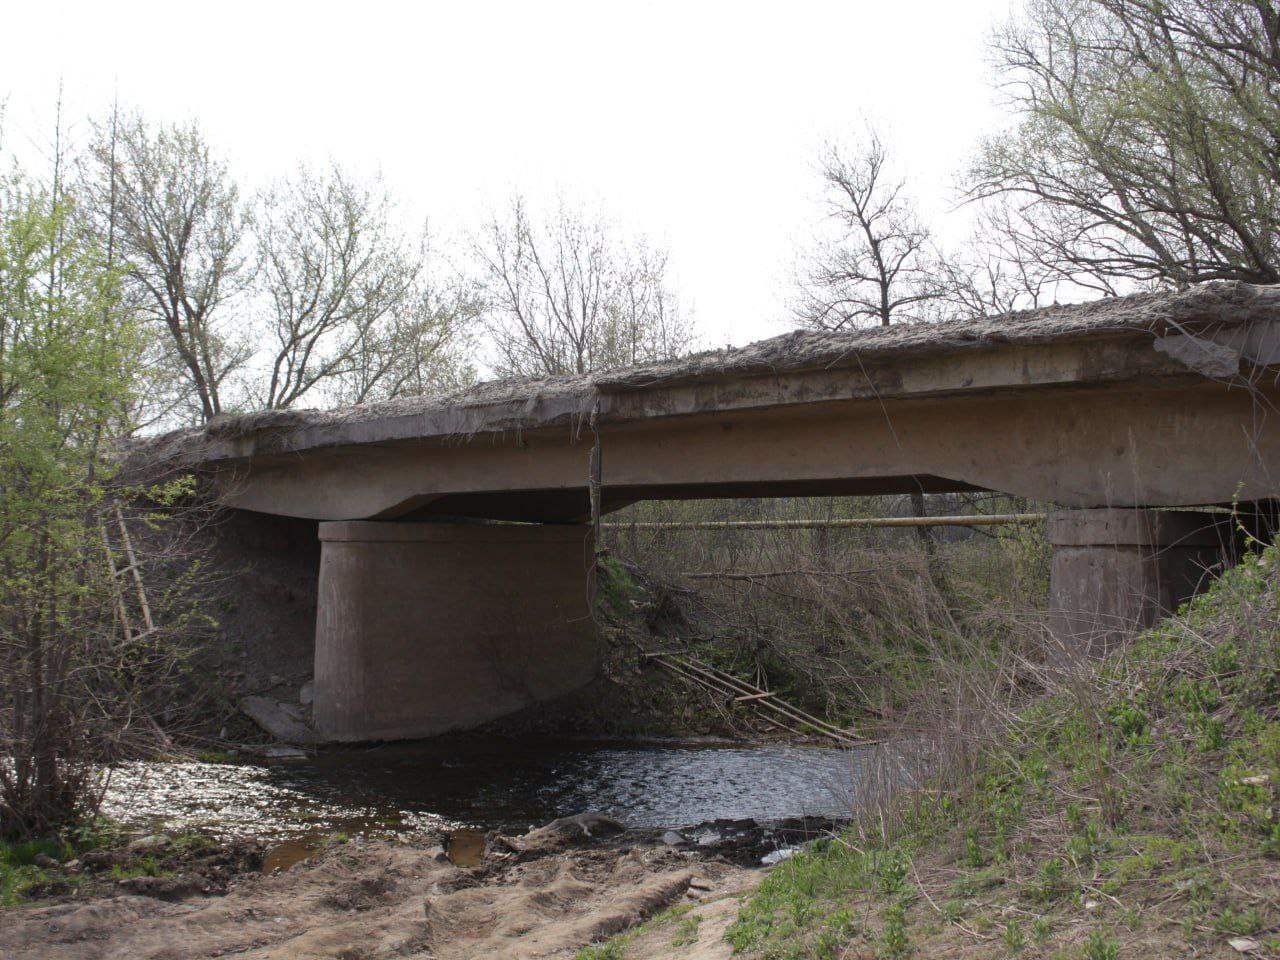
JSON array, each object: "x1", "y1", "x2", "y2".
[{"x1": 101, "y1": 735, "x2": 865, "y2": 843}]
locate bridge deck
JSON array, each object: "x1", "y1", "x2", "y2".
[{"x1": 142, "y1": 282, "x2": 1280, "y2": 521}]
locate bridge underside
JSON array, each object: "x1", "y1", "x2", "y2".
[{"x1": 301, "y1": 502, "x2": 1253, "y2": 741}]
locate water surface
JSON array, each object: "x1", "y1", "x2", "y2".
[{"x1": 102, "y1": 736, "x2": 861, "y2": 841}]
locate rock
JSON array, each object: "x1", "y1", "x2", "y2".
[
  {"x1": 1230, "y1": 938, "x2": 1261, "y2": 953},
  {"x1": 240, "y1": 695, "x2": 317, "y2": 745},
  {"x1": 423, "y1": 844, "x2": 450, "y2": 863},
  {"x1": 524, "y1": 812, "x2": 625, "y2": 843},
  {"x1": 33, "y1": 853, "x2": 59, "y2": 868},
  {"x1": 261, "y1": 744, "x2": 308, "y2": 759},
  {"x1": 63, "y1": 859, "x2": 81, "y2": 873},
  {"x1": 689, "y1": 877, "x2": 713, "y2": 891},
  {"x1": 126, "y1": 834, "x2": 172, "y2": 855},
  {"x1": 299, "y1": 680, "x2": 314, "y2": 706},
  {"x1": 662, "y1": 830, "x2": 688, "y2": 847},
  {"x1": 79, "y1": 849, "x2": 115, "y2": 870}
]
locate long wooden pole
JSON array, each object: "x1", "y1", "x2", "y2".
[{"x1": 602, "y1": 513, "x2": 1043, "y2": 532}]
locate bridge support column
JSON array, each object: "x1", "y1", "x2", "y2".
[
  {"x1": 1046, "y1": 508, "x2": 1231, "y2": 655},
  {"x1": 314, "y1": 521, "x2": 597, "y2": 742}
]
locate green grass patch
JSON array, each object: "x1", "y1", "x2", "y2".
[{"x1": 719, "y1": 544, "x2": 1280, "y2": 958}]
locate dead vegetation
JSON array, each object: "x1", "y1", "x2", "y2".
[
  {"x1": 595, "y1": 494, "x2": 1049, "y2": 740},
  {"x1": 0, "y1": 817, "x2": 750, "y2": 960}
]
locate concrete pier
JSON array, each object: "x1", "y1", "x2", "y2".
[
  {"x1": 314, "y1": 521, "x2": 597, "y2": 742},
  {"x1": 1046, "y1": 508, "x2": 1232, "y2": 654}
]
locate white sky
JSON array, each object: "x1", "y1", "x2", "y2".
[{"x1": 1, "y1": 0, "x2": 1016, "y2": 348}]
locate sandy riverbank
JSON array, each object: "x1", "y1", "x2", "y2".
[{"x1": 0, "y1": 826, "x2": 758, "y2": 960}]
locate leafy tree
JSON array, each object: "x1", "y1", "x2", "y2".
[
  {"x1": 253, "y1": 164, "x2": 478, "y2": 409},
  {"x1": 972, "y1": 0, "x2": 1280, "y2": 290},
  {"x1": 0, "y1": 179, "x2": 139, "y2": 836}
]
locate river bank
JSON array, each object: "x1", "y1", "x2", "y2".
[
  {"x1": 1, "y1": 736, "x2": 854, "y2": 956},
  {"x1": 0, "y1": 821, "x2": 761, "y2": 960}
]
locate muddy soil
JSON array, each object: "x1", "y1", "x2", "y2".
[{"x1": 0, "y1": 829, "x2": 757, "y2": 960}]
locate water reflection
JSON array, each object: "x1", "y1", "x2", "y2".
[{"x1": 102, "y1": 736, "x2": 860, "y2": 841}]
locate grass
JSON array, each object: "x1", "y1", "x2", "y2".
[
  {"x1": 717, "y1": 544, "x2": 1280, "y2": 958},
  {"x1": 0, "y1": 819, "x2": 214, "y2": 907},
  {"x1": 574, "y1": 902, "x2": 698, "y2": 959},
  {"x1": 0, "y1": 818, "x2": 123, "y2": 906}
]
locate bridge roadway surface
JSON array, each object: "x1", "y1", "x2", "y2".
[{"x1": 150, "y1": 281, "x2": 1280, "y2": 742}]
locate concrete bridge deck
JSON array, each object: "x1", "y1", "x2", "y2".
[{"x1": 150, "y1": 281, "x2": 1280, "y2": 741}]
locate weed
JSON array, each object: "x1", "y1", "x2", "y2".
[
  {"x1": 1002, "y1": 918, "x2": 1025, "y2": 952},
  {"x1": 1080, "y1": 929, "x2": 1119, "y2": 960},
  {"x1": 1032, "y1": 916, "x2": 1052, "y2": 943},
  {"x1": 881, "y1": 899, "x2": 910, "y2": 958},
  {"x1": 671, "y1": 914, "x2": 701, "y2": 947},
  {"x1": 1214, "y1": 905, "x2": 1265, "y2": 937}
]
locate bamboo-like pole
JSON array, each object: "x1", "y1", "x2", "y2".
[
  {"x1": 114, "y1": 503, "x2": 154, "y2": 634},
  {"x1": 602, "y1": 513, "x2": 1043, "y2": 532},
  {"x1": 645, "y1": 651, "x2": 874, "y2": 747},
  {"x1": 99, "y1": 520, "x2": 134, "y2": 642}
]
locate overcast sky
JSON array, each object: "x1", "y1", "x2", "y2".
[{"x1": 1, "y1": 0, "x2": 1016, "y2": 347}]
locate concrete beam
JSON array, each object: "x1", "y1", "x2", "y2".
[
  {"x1": 313, "y1": 521, "x2": 597, "y2": 742},
  {"x1": 218, "y1": 380, "x2": 1280, "y2": 521}
]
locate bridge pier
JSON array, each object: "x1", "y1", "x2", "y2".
[
  {"x1": 313, "y1": 521, "x2": 597, "y2": 742},
  {"x1": 1046, "y1": 508, "x2": 1232, "y2": 655}
]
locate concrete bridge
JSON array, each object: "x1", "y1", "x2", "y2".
[{"x1": 157, "y1": 282, "x2": 1280, "y2": 742}]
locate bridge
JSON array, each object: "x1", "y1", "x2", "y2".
[{"x1": 154, "y1": 281, "x2": 1280, "y2": 742}]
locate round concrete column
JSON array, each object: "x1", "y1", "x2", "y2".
[{"x1": 314, "y1": 521, "x2": 597, "y2": 742}]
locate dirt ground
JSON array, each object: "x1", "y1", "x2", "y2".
[{"x1": 0, "y1": 833, "x2": 758, "y2": 960}]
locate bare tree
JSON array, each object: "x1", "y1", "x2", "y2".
[
  {"x1": 937, "y1": 199, "x2": 1061, "y2": 318},
  {"x1": 971, "y1": 0, "x2": 1280, "y2": 290},
  {"x1": 795, "y1": 131, "x2": 951, "y2": 553},
  {"x1": 85, "y1": 114, "x2": 249, "y2": 423},
  {"x1": 475, "y1": 195, "x2": 694, "y2": 377},
  {"x1": 795, "y1": 131, "x2": 943, "y2": 330},
  {"x1": 329, "y1": 275, "x2": 480, "y2": 406},
  {"x1": 252, "y1": 164, "x2": 476, "y2": 409}
]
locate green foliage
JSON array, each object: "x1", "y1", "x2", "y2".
[
  {"x1": 573, "y1": 902, "x2": 696, "y2": 960},
  {"x1": 0, "y1": 180, "x2": 220, "y2": 839},
  {"x1": 0, "y1": 181, "x2": 143, "y2": 837},
  {"x1": 1002, "y1": 918, "x2": 1025, "y2": 952},
  {"x1": 880, "y1": 899, "x2": 911, "y2": 957},
  {"x1": 671, "y1": 914, "x2": 701, "y2": 947},
  {"x1": 0, "y1": 816, "x2": 123, "y2": 905},
  {"x1": 595, "y1": 555, "x2": 644, "y2": 619},
  {"x1": 1214, "y1": 905, "x2": 1265, "y2": 937},
  {"x1": 1080, "y1": 929, "x2": 1119, "y2": 960}
]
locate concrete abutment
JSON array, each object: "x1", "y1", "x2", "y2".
[
  {"x1": 1046, "y1": 508, "x2": 1234, "y2": 655},
  {"x1": 314, "y1": 521, "x2": 598, "y2": 742}
]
